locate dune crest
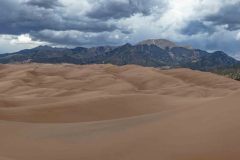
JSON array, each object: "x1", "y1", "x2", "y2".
[
  {"x1": 0, "y1": 64, "x2": 239, "y2": 123},
  {"x1": 0, "y1": 64, "x2": 240, "y2": 160}
]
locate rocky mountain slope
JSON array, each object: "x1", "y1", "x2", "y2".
[{"x1": 0, "y1": 39, "x2": 239, "y2": 71}]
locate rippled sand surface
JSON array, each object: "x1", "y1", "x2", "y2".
[{"x1": 0, "y1": 64, "x2": 240, "y2": 160}]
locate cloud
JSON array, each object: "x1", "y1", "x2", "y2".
[
  {"x1": 0, "y1": 0, "x2": 121, "y2": 35},
  {"x1": 205, "y1": 2, "x2": 240, "y2": 31},
  {"x1": 181, "y1": 21, "x2": 215, "y2": 35},
  {"x1": 0, "y1": 0, "x2": 168, "y2": 48},
  {"x1": 0, "y1": 35, "x2": 44, "y2": 53},
  {"x1": 30, "y1": 30, "x2": 129, "y2": 47},
  {"x1": 86, "y1": 0, "x2": 167, "y2": 20},
  {"x1": 179, "y1": 28, "x2": 240, "y2": 55},
  {"x1": 25, "y1": 0, "x2": 62, "y2": 9},
  {"x1": 1, "y1": 0, "x2": 240, "y2": 57}
]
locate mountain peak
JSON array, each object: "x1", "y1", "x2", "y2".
[
  {"x1": 35, "y1": 45, "x2": 52, "y2": 49},
  {"x1": 33, "y1": 45, "x2": 54, "y2": 51},
  {"x1": 0, "y1": 39, "x2": 239, "y2": 71},
  {"x1": 137, "y1": 39, "x2": 177, "y2": 49},
  {"x1": 123, "y1": 43, "x2": 132, "y2": 47}
]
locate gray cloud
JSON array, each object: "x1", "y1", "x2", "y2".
[
  {"x1": 0, "y1": 0, "x2": 166, "y2": 46},
  {"x1": 25, "y1": 0, "x2": 62, "y2": 9},
  {"x1": 180, "y1": 30, "x2": 240, "y2": 57},
  {"x1": 181, "y1": 21, "x2": 215, "y2": 35},
  {"x1": 205, "y1": 2, "x2": 240, "y2": 31},
  {"x1": 1, "y1": 0, "x2": 240, "y2": 57},
  {"x1": 0, "y1": 0, "x2": 120, "y2": 35},
  {"x1": 86, "y1": 0, "x2": 166, "y2": 20},
  {"x1": 31, "y1": 30, "x2": 127, "y2": 46}
]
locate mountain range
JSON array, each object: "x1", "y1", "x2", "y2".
[{"x1": 0, "y1": 39, "x2": 239, "y2": 71}]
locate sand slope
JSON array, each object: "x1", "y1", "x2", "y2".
[{"x1": 0, "y1": 64, "x2": 240, "y2": 160}]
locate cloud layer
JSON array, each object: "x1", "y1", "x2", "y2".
[{"x1": 1, "y1": 0, "x2": 240, "y2": 58}]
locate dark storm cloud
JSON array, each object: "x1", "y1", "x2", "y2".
[
  {"x1": 25, "y1": 0, "x2": 62, "y2": 9},
  {"x1": 0, "y1": 0, "x2": 165, "y2": 46},
  {"x1": 31, "y1": 30, "x2": 125, "y2": 46},
  {"x1": 181, "y1": 21, "x2": 215, "y2": 35},
  {"x1": 86, "y1": 0, "x2": 166, "y2": 20},
  {"x1": 205, "y1": 2, "x2": 240, "y2": 31},
  {"x1": 0, "y1": 0, "x2": 119, "y2": 35}
]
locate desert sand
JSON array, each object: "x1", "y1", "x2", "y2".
[{"x1": 0, "y1": 64, "x2": 240, "y2": 160}]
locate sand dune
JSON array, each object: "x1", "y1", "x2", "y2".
[{"x1": 0, "y1": 64, "x2": 240, "y2": 160}]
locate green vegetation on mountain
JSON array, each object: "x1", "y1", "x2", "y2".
[{"x1": 212, "y1": 66, "x2": 240, "y2": 81}]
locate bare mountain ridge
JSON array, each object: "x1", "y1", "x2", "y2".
[
  {"x1": 0, "y1": 39, "x2": 239, "y2": 71},
  {"x1": 137, "y1": 39, "x2": 192, "y2": 49},
  {"x1": 137, "y1": 39, "x2": 178, "y2": 49}
]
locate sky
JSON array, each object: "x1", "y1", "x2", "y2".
[{"x1": 1, "y1": 0, "x2": 240, "y2": 59}]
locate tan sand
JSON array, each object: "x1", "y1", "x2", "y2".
[{"x1": 0, "y1": 64, "x2": 240, "y2": 160}]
